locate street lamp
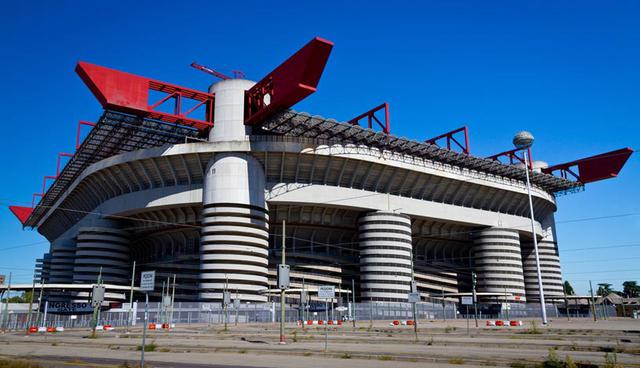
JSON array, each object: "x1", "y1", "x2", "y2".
[{"x1": 513, "y1": 131, "x2": 548, "y2": 325}]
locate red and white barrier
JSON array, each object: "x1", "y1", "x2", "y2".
[
  {"x1": 389, "y1": 320, "x2": 415, "y2": 326},
  {"x1": 486, "y1": 320, "x2": 523, "y2": 327},
  {"x1": 298, "y1": 320, "x2": 343, "y2": 326}
]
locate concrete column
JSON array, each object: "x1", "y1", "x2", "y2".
[
  {"x1": 358, "y1": 211, "x2": 413, "y2": 302},
  {"x1": 199, "y1": 153, "x2": 269, "y2": 302},
  {"x1": 200, "y1": 77, "x2": 268, "y2": 303},
  {"x1": 73, "y1": 219, "x2": 130, "y2": 285},
  {"x1": 208, "y1": 79, "x2": 255, "y2": 142},
  {"x1": 472, "y1": 227, "x2": 526, "y2": 302},
  {"x1": 522, "y1": 213, "x2": 564, "y2": 299}
]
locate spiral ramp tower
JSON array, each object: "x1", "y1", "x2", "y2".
[
  {"x1": 472, "y1": 227, "x2": 526, "y2": 302},
  {"x1": 358, "y1": 211, "x2": 413, "y2": 302},
  {"x1": 521, "y1": 214, "x2": 565, "y2": 300}
]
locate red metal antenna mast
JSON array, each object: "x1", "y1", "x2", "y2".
[{"x1": 191, "y1": 62, "x2": 245, "y2": 80}]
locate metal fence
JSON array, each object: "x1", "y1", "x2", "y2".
[{"x1": 0, "y1": 301, "x2": 618, "y2": 331}]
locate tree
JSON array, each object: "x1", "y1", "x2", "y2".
[
  {"x1": 622, "y1": 281, "x2": 639, "y2": 298},
  {"x1": 596, "y1": 283, "x2": 614, "y2": 296},
  {"x1": 563, "y1": 281, "x2": 575, "y2": 295},
  {"x1": 1, "y1": 290, "x2": 35, "y2": 303}
]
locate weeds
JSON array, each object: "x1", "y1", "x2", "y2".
[
  {"x1": 448, "y1": 358, "x2": 465, "y2": 364},
  {"x1": 603, "y1": 352, "x2": 622, "y2": 368},
  {"x1": 378, "y1": 356, "x2": 393, "y2": 361},
  {"x1": 444, "y1": 326, "x2": 457, "y2": 333},
  {"x1": 0, "y1": 359, "x2": 42, "y2": 368},
  {"x1": 136, "y1": 341, "x2": 157, "y2": 352},
  {"x1": 340, "y1": 353, "x2": 351, "y2": 359},
  {"x1": 543, "y1": 349, "x2": 563, "y2": 368}
]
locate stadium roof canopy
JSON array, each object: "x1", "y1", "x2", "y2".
[{"x1": 22, "y1": 109, "x2": 580, "y2": 228}]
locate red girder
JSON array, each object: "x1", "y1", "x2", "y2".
[
  {"x1": 76, "y1": 62, "x2": 214, "y2": 130},
  {"x1": 543, "y1": 148, "x2": 633, "y2": 184},
  {"x1": 31, "y1": 193, "x2": 43, "y2": 208},
  {"x1": 425, "y1": 126, "x2": 470, "y2": 154},
  {"x1": 245, "y1": 37, "x2": 334, "y2": 125},
  {"x1": 348, "y1": 102, "x2": 390, "y2": 134},
  {"x1": 487, "y1": 147, "x2": 533, "y2": 169},
  {"x1": 76, "y1": 120, "x2": 96, "y2": 149},
  {"x1": 9, "y1": 206, "x2": 33, "y2": 225},
  {"x1": 56, "y1": 152, "x2": 73, "y2": 176}
]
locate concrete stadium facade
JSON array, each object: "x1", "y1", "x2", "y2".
[{"x1": 26, "y1": 75, "x2": 572, "y2": 306}]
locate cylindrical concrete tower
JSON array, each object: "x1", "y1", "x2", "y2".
[
  {"x1": 49, "y1": 240, "x2": 76, "y2": 284},
  {"x1": 472, "y1": 227, "x2": 526, "y2": 302},
  {"x1": 208, "y1": 79, "x2": 256, "y2": 142},
  {"x1": 358, "y1": 211, "x2": 413, "y2": 302},
  {"x1": 200, "y1": 153, "x2": 269, "y2": 302},
  {"x1": 73, "y1": 220, "x2": 130, "y2": 285},
  {"x1": 200, "y1": 78, "x2": 269, "y2": 302},
  {"x1": 522, "y1": 214, "x2": 564, "y2": 299}
]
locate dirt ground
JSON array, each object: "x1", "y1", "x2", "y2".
[{"x1": 0, "y1": 317, "x2": 638, "y2": 367}]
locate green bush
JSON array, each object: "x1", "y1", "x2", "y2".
[{"x1": 543, "y1": 349, "x2": 563, "y2": 368}]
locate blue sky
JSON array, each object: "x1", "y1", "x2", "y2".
[{"x1": 0, "y1": 1, "x2": 638, "y2": 294}]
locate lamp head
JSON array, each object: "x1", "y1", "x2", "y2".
[{"x1": 513, "y1": 131, "x2": 534, "y2": 149}]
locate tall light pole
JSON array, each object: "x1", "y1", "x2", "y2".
[{"x1": 513, "y1": 131, "x2": 547, "y2": 325}]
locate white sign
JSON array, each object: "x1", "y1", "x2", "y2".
[
  {"x1": 335, "y1": 306, "x2": 348, "y2": 312},
  {"x1": 408, "y1": 292, "x2": 420, "y2": 303},
  {"x1": 91, "y1": 285, "x2": 105, "y2": 307},
  {"x1": 140, "y1": 271, "x2": 156, "y2": 292},
  {"x1": 461, "y1": 296, "x2": 473, "y2": 305},
  {"x1": 317, "y1": 285, "x2": 335, "y2": 299}
]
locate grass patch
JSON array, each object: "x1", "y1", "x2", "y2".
[
  {"x1": 378, "y1": 355, "x2": 393, "y2": 361},
  {"x1": 158, "y1": 348, "x2": 170, "y2": 352},
  {"x1": 448, "y1": 358, "x2": 465, "y2": 364},
  {"x1": 136, "y1": 341, "x2": 157, "y2": 352},
  {"x1": 239, "y1": 349, "x2": 247, "y2": 354},
  {"x1": 0, "y1": 359, "x2": 42, "y2": 368},
  {"x1": 303, "y1": 352, "x2": 312, "y2": 357},
  {"x1": 444, "y1": 326, "x2": 457, "y2": 333},
  {"x1": 340, "y1": 353, "x2": 351, "y2": 359}
]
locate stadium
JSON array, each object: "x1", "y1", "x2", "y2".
[{"x1": 8, "y1": 37, "x2": 633, "y2": 307}]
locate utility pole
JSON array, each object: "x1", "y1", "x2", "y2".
[
  {"x1": 90, "y1": 267, "x2": 103, "y2": 338},
  {"x1": 589, "y1": 280, "x2": 597, "y2": 322},
  {"x1": 563, "y1": 287, "x2": 570, "y2": 321},
  {"x1": 472, "y1": 271, "x2": 478, "y2": 328},
  {"x1": 2, "y1": 272, "x2": 12, "y2": 331},
  {"x1": 301, "y1": 276, "x2": 306, "y2": 329},
  {"x1": 224, "y1": 275, "x2": 228, "y2": 331},
  {"x1": 26, "y1": 275, "x2": 36, "y2": 333},
  {"x1": 235, "y1": 289, "x2": 239, "y2": 326},
  {"x1": 128, "y1": 261, "x2": 136, "y2": 331},
  {"x1": 504, "y1": 286, "x2": 509, "y2": 320},
  {"x1": 410, "y1": 251, "x2": 418, "y2": 342},
  {"x1": 35, "y1": 280, "x2": 45, "y2": 328},
  {"x1": 351, "y1": 278, "x2": 356, "y2": 328},
  {"x1": 170, "y1": 274, "x2": 176, "y2": 328},
  {"x1": 441, "y1": 285, "x2": 446, "y2": 321},
  {"x1": 160, "y1": 280, "x2": 166, "y2": 325},
  {"x1": 279, "y1": 219, "x2": 287, "y2": 344}
]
